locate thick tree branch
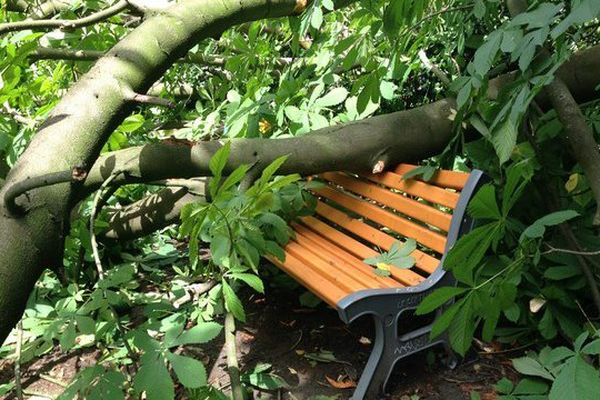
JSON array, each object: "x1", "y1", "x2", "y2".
[
  {"x1": 83, "y1": 99, "x2": 458, "y2": 192},
  {"x1": 29, "y1": 46, "x2": 294, "y2": 69},
  {"x1": 0, "y1": 0, "x2": 129, "y2": 35},
  {"x1": 507, "y1": 0, "x2": 600, "y2": 226},
  {"x1": 545, "y1": 80, "x2": 600, "y2": 226},
  {"x1": 101, "y1": 187, "x2": 203, "y2": 240},
  {"x1": 6, "y1": 0, "x2": 72, "y2": 19},
  {"x1": 0, "y1": 0, "x2": 355, "y2": 346}
]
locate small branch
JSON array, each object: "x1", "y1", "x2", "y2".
[
  {"x1": 39, "y1": 373, "x2": 68, "y2": 388},
  {"x1": 542, "y1": 244, "x2": 600, "y2": 256},
  {"x1": 125, "y1": 92, "x2": 175, "y2": 109},
  {"x1": 89, "y1": 170, "x2": 138, "y2": 363},
  {"x1": 0, "y1": 0, "x2": 129, "y2": 35},
  {"x1": 418, "y1": 50, "x2": 451, "y2": 86},
  {"x1": 3, "y1": 167, "x2": 86, "y2": 215},
  {"x1": 14, "y1": 320, "x2": 23, "y2": 400},
  {"x1": 90, "y1": 171, "x2": 124, "y2": 279},
  {"x1": 2, "y1": 102, "x2": 34, "y2": 126},
  {"x1": 225, "y1": 311, "x2": 244, "y2": 400},
  {"x1": 148, "y1": 178, "x2": 207, "y2": 194},
  {"x1": 409, "y1": 4, "x2": 475, "y2": 31}
]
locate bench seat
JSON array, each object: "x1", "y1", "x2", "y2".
[{"x1": 268, "y1": 164, "x2": 484, "y2": 399}]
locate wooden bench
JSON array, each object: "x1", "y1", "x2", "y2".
[{"x1": 268, "y1": 164, "x2": 484, "y2": 399}]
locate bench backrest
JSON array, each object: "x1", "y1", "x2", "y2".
[{"x1": 306, "y1": 164, "x2": 480, "y2": 287}]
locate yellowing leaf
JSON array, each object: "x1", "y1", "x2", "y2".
[
  {"x1": 325, "y1": 375, "x2": 357, "y2": 389},
  {"x1": 376, "y1": 263, "x2": 390, "y2": 271},
  {"x1": 565, "y1": 174, "x2": 579, "y2": 193}
]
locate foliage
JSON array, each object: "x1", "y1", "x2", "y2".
[
  {"x1": 496, "y1": 332, "x2": 600, "y2": 400},
  {"x1": 364, "y1": 239, "x2": 417, "y2": 276},
  {"x1": 0, "y1": 0, "x2": 599, "y2": 398}
]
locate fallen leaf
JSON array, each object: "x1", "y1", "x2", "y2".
[
  {"x1": 326, "y1": 375, "x2": 357, "y2": 389},
  {"x1": 359, "y1": 336, "x2": 371, "y2": 345},
  {"x1": 529, "y1": 297, "x2": 546, "y2": 313}
]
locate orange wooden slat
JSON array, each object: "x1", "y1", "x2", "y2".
[
  {"x1": 321, "y1": 172, "x2": 452, "y2": 232},
  {"x1": 285, "y1": 241, "x2": 368, "y2": 293},
  {"x1": 301, "y1": 216, "x2": 425, "y2": 286},
  {"x1": 267, "y1": 252, "x2": 348, "y2": 306},
  {"x1": 394, "y1": 164, "x2": 469, "y2": 190},
  {"x1": 314, "y1": 186, "x2": 448, "y2": 253},
  {"x1": 314, "y1": 201, "x2": 439, "y2": 274},
  {"x1": 292, "y1": 224, "x2": 399, "y2": 288},
  {"x1": 361, "y1": 171, "x2": 460, "y2": 209}
]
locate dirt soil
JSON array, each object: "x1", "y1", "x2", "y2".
[{"x1": 0, "y1": 284, "x2": 518, "y2": 399}]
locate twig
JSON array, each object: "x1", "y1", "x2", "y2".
[
  {"x1": 89, "y1": 170, "x2": 138, "y2": 363},
  {"x1": 125, "y1": 92, "x2": 176, "y2": 109},
  {"x1": 14, "y1": 320, "x2": 23, "y2": 400},
  {"x1": 409, "y1": 4, "x2": 475, "y2": 31},
  {"x1": 90, "y1": 171, "x2": 124, "y2": 279},
  {"x1": 541, "y1": 244, "x2": 600, "y2": 256},
  {"x1": 576, "y1": 300, "x2": 599, "y2": 334},
  {"x1": 0, "y1": 0, "x2": 130, "y2": 35},
  {"x1": 418, "y1": 49, "x2": 451, "y2": 86},
  {"x1": 225, "y1": 311, "x2": 244, "y2": 400},
  {"x1": 39, "y1": 373, "x2": 69, "y2": 388}
]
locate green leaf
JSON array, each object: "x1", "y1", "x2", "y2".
[
  {"x1": 544, "y1": 265, "x2": 580, "y2": 280},
  {"x1": 416, "y1": 287, "x2": 468, "y2": 315},
  {"x1": 549, "y1": 355, "x2": 600, "y2": 400},
  {"x1": 233, "y1": 273, "x2": 264, "y2": 293},
  {"x1": 382, "y1": 1, "x2": 404, "y2": 37},
  {"x1": 133, "y1": 354, "x2": 174, "y2": 400},
  {"x1": 170, "y1": 322, "x2": 222, "y2": 347},
  {"x1": 209, "y1": 142, "x2": 231, "y2": 197},
  {"x1": 431, "y1": 299, "x2": 462, "y2": 339},
  {"x1": 444, "y1": 222, "x2": 500, "y2": 285},
  {"x1": 315, "y1": 87, "x2": 348, "y2": 108},
  {"x1": 259, "y1": 155, "x2": 289, "y2": 186},
  {"x1": 449, "y1": 295, "x2": 477, "y2": 355},
  {"x1": 551, "y1": 1, "x2": 600, "y2": 38},
  {"x1": 222, "y1": 280, "x2": 246, "y2": 322},
  {"x1": 582, "y1": 339, "x2": 600, "y2": 355},
  {"x1": 60, "y1": 320, "x2": 77, "y2": 351},
  {"x1": 491, "y1": 118, "x2": 518, "y2": 164},
  {"x1": 513, "y1": 378, "x2": 549, "y2": 395},
  {"x1": 220, "y1": 164, "x2": 251, "y2": 193},
  {"x1": 468, "y1": 184, "x2": 501, "y2": 220},
  {"x1": 379, "y1": 80, "x2": 396, "y2": 100},
  {"x1": 166, "y1": 352, "x2": 207, "y2": 388},
  {"x1": 209, "y1": 141, "x2": 231, "y2": 178},
  {"x1": 473, "y1": 30, "x2": 502, "y2": 76},
  {"x1": 210, "y1": 234, "x2": 231, "y2": 266},
  {"x1": 512, "y1": 356, "x2": 554, "y2": 381},
  {"x1": 265, "y1": 240, "x2": 285, "y2": 262},
  {"x1": 119, "y1": 114, "x2": 145, "y2": 133},
  {"x1": 521, "y1": 210, "x2": 579, "y2": 240}
]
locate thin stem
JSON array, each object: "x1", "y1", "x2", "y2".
[
  {"x1": 542, "y1": 244, "x2": 600, "y2": 256},
  {"x1": 473, "y1": 257, "x2": 525, "y2": 291},
  {"x1": 409, "y1": 4, "x2": 475, "y2": 31},
  {"x1": 14, "y1": 320, "x2": 23, "y2": 400},
  {"x1": 90, "y1": 171, "x2": 123, "y2": 279},
  {"x1": 0, "y1": 0, "x2": 130, "y2": 35},
  {"x1": 89, "y1": 169, "x2": 138, "y2": 363},
  {"x1": 225, "y1": 310, "x2": 244, "y2": 400}
]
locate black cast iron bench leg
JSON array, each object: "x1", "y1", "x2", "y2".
[{"x1": 339, "y1": 288, "x2": 455, "y2": 400}]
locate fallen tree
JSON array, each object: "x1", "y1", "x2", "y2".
[{"x1": 0, "y1": 0, "x2": 599, "y2": 362}]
